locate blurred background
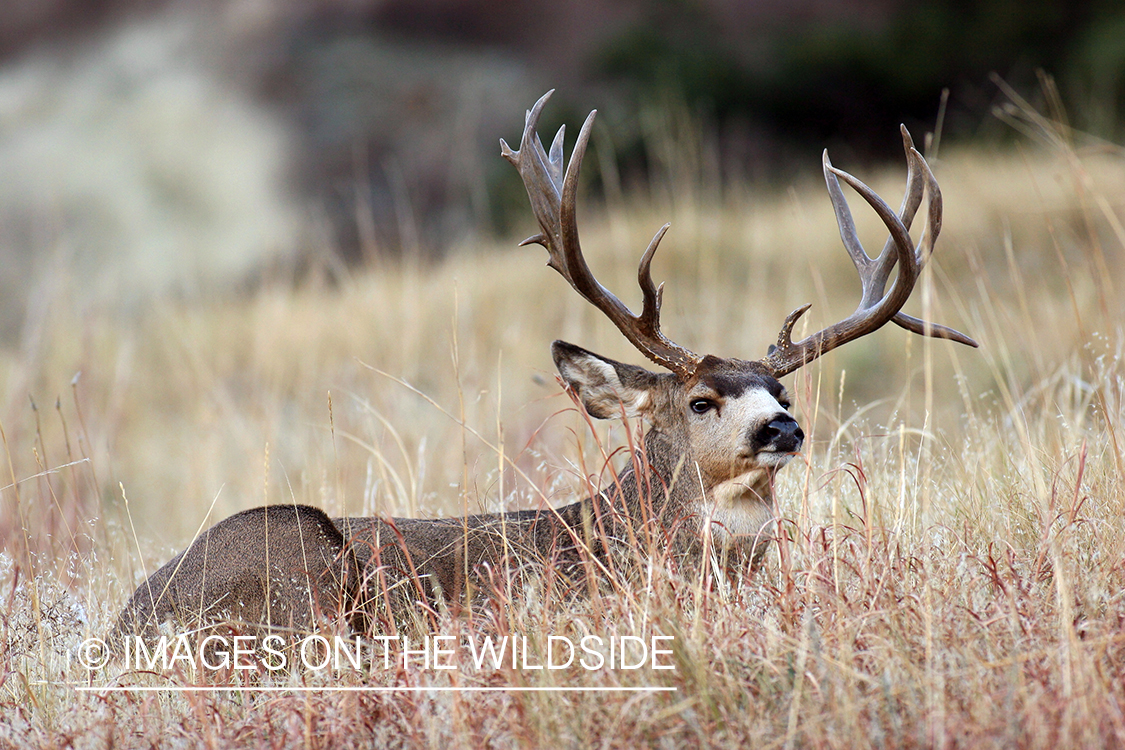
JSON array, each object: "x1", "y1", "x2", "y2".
[
  {"x1": 1, "y1": 0, "x2": 1123, "y2": 335},
  {"x1": 0, "y1": 0, "x2": 1123, "y2": 547}
]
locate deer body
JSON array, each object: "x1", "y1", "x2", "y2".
[
  {"x1": 113, "y1": 342, "x2": 798, "y2": 641},
  {"x1": 339, "y1": 359, "x2": 796, "y2": 598},
  {"x1": 111, "y1": 91, "x2": 975, "y2": 645}
]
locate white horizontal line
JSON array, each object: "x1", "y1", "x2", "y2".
[{"x1": 76, "y1": 685, "x2": 676, "y2": 693}]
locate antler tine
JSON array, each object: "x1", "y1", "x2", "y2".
[
  {"x1": 864, "y1": 126, "x2": 925, "y2": 304},
  {"x1": 888, "y1": 149, "x2": 975, "y2": 345},
  {"x1": 822, "y1": 149, "x2": 876, "y2": 283},
  {"x1": 861, "y1": 129, "x2": 973, "y2": 346},
  {"x1": 502, "y1": 91, "x2": 701, "y2": 376},
  {"x1": 761, "y1": 134, "x2": 976, "y2": 377}
]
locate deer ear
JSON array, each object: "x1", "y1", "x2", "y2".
[{"x1": 552, "y1": 341, "x2": 663, "y2": 420}]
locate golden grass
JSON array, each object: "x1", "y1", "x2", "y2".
[{"x1": 1, "y1": 114, "x2": 1124, "y2": 747}]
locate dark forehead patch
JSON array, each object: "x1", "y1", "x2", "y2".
[{"x1": 697, "y1": 357, "x2": 783, "y2": 399}]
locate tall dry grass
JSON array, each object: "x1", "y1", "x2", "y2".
[{"x1": 1, "y1": 102, "x2": 1124, "y2": 747}]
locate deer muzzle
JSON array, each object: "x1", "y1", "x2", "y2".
[{"x1": 752, "y1": 415, "x2": 804, "y2": 455}]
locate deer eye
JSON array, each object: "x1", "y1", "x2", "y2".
[{"x1": 690, "y1": 399, "x2": 716, "y2": 414}]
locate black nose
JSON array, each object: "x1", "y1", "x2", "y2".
[{"x1": 752, "y1": 415, "x2": 804, "y2": 453}]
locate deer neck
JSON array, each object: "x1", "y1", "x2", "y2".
[
  {"x1": 641, "y1": 426, "x2": 778, "y2": 563},
  {"x1": 530, "y1": 427, "x2": 777, "y2": 570},
  {"x1": 701, "y1": 469, "x2": 775, "y2": 536}
]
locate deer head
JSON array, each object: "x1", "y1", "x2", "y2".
[{"x1": 501, "y1": 91, "x2": 976, "y2": 522}]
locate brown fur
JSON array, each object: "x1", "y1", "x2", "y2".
[
  {"x1": 112, "y1": 341, "x2": 798, "y2": 642},
  {"x1": 111, "y1": 504, "x2": 361, "y2": 644}
]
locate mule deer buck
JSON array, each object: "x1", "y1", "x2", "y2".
[{"x1": 112, "y1": 91, "x2": 976, "y2": 645}]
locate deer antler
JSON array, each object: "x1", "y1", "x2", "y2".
[
  {"x1": 501, "y1": 90, "x2": 702, "y2": 377},
  {"x1": 760, "y1": 127, "x2": 978, "y2": 377}
]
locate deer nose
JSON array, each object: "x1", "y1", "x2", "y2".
[{"x1": 754, "y1": 416, "x2": 804, "y2": 453}]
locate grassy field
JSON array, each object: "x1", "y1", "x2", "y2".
[{"x1": 1, "y1": 107, "x2": 1124, "y2": 747}]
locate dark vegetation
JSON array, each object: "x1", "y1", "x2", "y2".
[{"x1": 2, "y1": 0, "x2": 1124, "y2": 258}]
